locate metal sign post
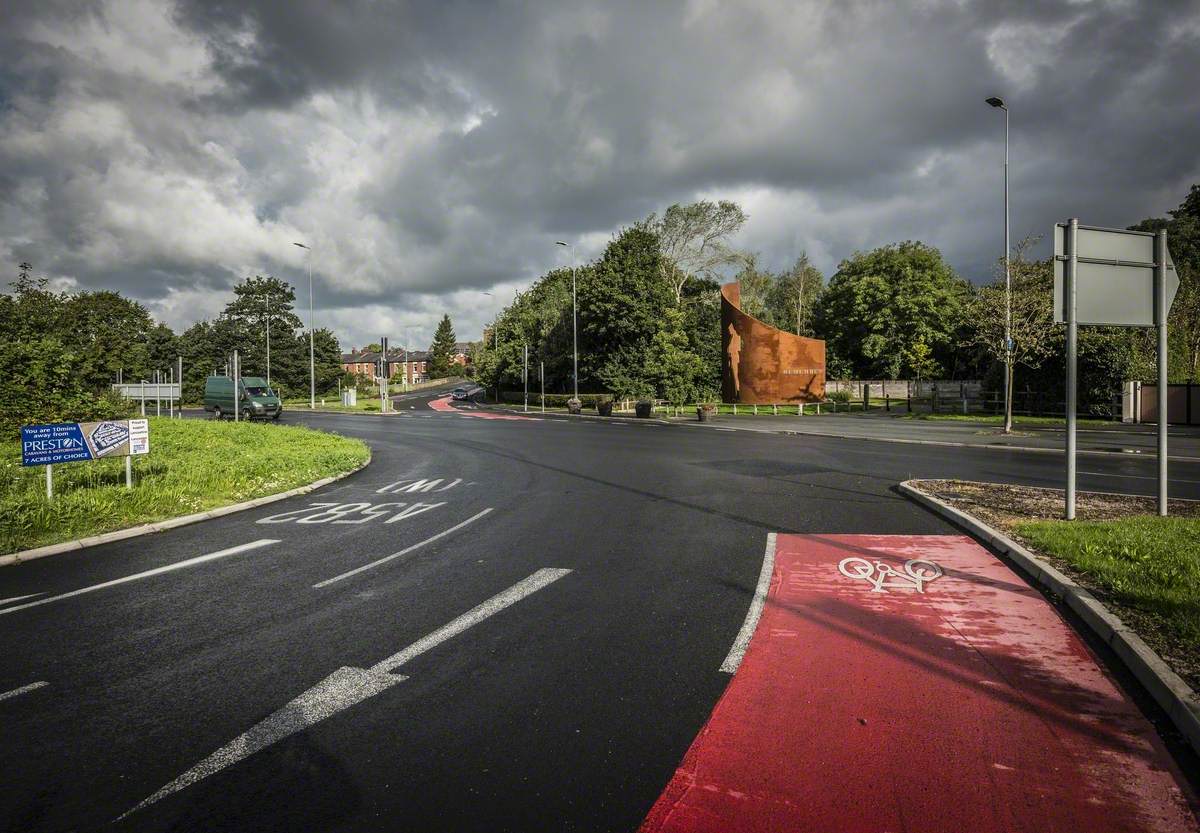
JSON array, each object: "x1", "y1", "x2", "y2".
[
  {"x1": 1055, "y1": 219, "x2": 1176, "y2": 519},
  {"x1": 233, "y1": 350, "x2": 240, "y2": 423},
  {"x1": 178, "y1": 356, "x2": 183, "y2": 418},
  {"x1": 1065, "y1": 219, "x2": 1078, "y2": 519},
  {"x1": 524, "y1": 344, "x2": 529, "y2": 412},
  {"x1": 540, "y1": 361, "x2": 545, "y2": 413},
  {"x1": 1156, "y1": 229, "x2": 1168, "y2": 516}
]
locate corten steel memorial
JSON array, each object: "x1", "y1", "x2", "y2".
[{"x1": 721, "y1": 281, "x2": 825, "y2": 404}]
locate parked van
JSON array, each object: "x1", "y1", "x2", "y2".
[{"x1": 204, "y1": 375, "x2": 282, "y2": 421}]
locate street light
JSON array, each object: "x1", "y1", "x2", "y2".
[
  {"x1": 555, "y1": 241, "x2": 578, "y2": 400},
  {"x1": 293, "y1": 242, "x2": 315, "y2": 409},
  {"x1": 986, "y1": 96, "x2": 1012, "y2": 432}
]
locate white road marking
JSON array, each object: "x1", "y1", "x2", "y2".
[
  {"x1": 312, "y1": 508, "x2": 494, "y2": 588},
  {"x1": 0, "y1": 680, "x2": 49, "y2": 702},
  {"x1": 1079, "y1": 469, "x2": 1200, "y2": 485},
  {"x1": 0, "y1": 593, "x2": 45, "y2": 606},
  {"x1": 123, "y1": 567, "x2": 571, "y2": 817},
  {"x1": 0, "y1": 540, "x2": 281, "y2": 617},
  {"x1": 719, "y1": 533, "x2": 776, "y2": 674}
]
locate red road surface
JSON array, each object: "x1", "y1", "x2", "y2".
[
  {"x1": 428, "y1": 396, "x2": 531, "y2": 419},
  {"x1": 641, "y1": 534, "x2": 1199, "y2": 833}
]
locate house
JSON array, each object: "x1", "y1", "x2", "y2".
[
  {"x1": 451, "y1": 342, "x2": 474, "y2": 366},
  {"x1": 341, "y1": 348, "x2": 429, "y2": 384}
]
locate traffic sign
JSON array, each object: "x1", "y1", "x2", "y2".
[{"x1": 1053, "y1": 224, "x2": 1179, "y2": 325}]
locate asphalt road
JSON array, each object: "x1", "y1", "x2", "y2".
[{"x1": 2, "y1": 393, "x2": 1198, "y2": 832}]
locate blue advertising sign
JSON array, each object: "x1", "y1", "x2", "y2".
[{"x1": 20, "y1": 420, "x2": 148, "y2": 467}]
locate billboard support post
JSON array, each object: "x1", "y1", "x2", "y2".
[
  {"x1": 46, "y1": 464, "x2": 53, "y2": 500},
  {"x1": 1156, "y1": 229, "x2": 1169, "y2": 516},
  {"x1": 1065, "y1": 218, "x2": 1078, "y2": 520},
  {"x1": 125, "y1": 455, "x2": 132, "y2": 489}
]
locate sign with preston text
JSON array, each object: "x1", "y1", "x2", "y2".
[{"x1": 20, "y1": 419, "x2": 150, "y2": 467}]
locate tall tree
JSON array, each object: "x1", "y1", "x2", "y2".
[
  {"x1": 960, "y1": 238, "x2": 1056, "y2": 432},
  {"x1": 647, "y1": 200, "x2": 746, "y2": 304},
  {"x1": 577, "y1": 225, "x2": 672, "y2": 397},
  {"x1": 426, "y1": 314, "x2": 458, "y2": 378},
  {"x1": 814, "y1": 242, "x2": 968, "y2": 379},
  {"x1": 767, "y1": 254, "x2": 824, "y2": 336},
  {"x1": 731, "y1": 253, "x2": 776, "y2": 324},
  {"x1": 1129, "y1": 184, "x2": 1200, "y2": 382}
]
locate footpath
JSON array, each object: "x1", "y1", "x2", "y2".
[{"x1": 667, "y1": 411, "x2": 1200, "y2": 460}]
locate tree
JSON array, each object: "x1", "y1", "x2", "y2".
[
  {"x1": 767, "y1": 254, "x2": 824, "y2": 336},
  {"x1": 960, "y1": 237, "x2": 1056, "y2": 432},
  {"x1": 647, "y1": 200, "x2": 746, "y2": 304},
  {"x1": 645, "y1": 305, "x2": 707, "y2": 406},
  {"x1": 578, "y1": 225, "x2": 672, "y2": 397},
  {"x1": 813, "y1": 242, "x2": 968, "y2": 379},
  {"x1": 1129, "y1": 185, "x2": 1200, "y2": 382},
  {"x1": 731, "y1": 253, "x2": 776, "y2": 324},
  {"x1": 426, "y1": 315, "x2": 458, "y2": 378}
]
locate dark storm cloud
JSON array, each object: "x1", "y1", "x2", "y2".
[{"x1": 1, "y1": 0, "x2": 1198, "y2": 347}]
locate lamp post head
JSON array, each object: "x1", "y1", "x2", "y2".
[
  {"x1": 555, "y1": 241, "x2": 568, "y2": 247},
  {"x1": 986, "y1": 96, "x2": 1006, "y2": 110},
  {"x1": 293, "y1": 242, "x2": 309, "y2": 250}
]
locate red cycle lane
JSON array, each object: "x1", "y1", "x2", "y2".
[
  {"x1": 428, "y1": 396, "x2": 533, "y2": 420},
  {"x1": 641, "y1": 534, "x2": 1199, "y2": 833}
]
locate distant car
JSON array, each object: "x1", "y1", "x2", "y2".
[{"x1": 451, "y1": 387, "x2": 469, "y2": 401}]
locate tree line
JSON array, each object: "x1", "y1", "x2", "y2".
[
  {"x1": 0, "y1": 270, "x2": 343, "y2": 433},
  {"x1": 477, "y1": 185, "x2": 1200, "y2": 415}
]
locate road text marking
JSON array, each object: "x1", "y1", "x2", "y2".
[
  {"x1": 312, "y1": 509, "x2": 494, "y2": 588},
  {"x1": 124, "y1": 567, "x2": 571, "y2": 817},
  {"x1": 0, "y1": 681, "x2": 49, "y2": 702},
  {"x1": 719, "y1": 533, "x2": 776, "y2": 674},
  {"x1": 0, "y1": 540, "x2": 280, "y2": 616}
]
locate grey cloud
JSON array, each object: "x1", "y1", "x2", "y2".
[{"x1": 1, "y1": 0, "x2": 1199, "y2": 350}]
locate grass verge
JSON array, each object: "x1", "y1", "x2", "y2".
[
  {"x1": 912, "y1": 479, "x2": 1200, "y2": 690},
  {"x1": 904, "y1": 413, "x2": 1116, "y2": 427},
  {"x1": 1, "y1": 417, "x2": 369, "y2": 555},
  {"x1": 1016, "y1": 516, "x2": 1199, "y2": 684}
]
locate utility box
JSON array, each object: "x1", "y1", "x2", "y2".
[{"x1": 342, "y1": 388, "x2": 358, "y2": 407}]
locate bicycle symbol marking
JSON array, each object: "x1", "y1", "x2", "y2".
[{"x1": 837, "y1": 557, "x2": 943, "y2": 593}]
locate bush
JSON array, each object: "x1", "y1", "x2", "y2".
[
  {"x1": 826, "y1": 389, "x2": 852, "y2": 403},
  {"x1": 500, "y1": 392, "x2": 613, "y2": 408}
]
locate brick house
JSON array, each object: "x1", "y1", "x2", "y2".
[{"x1": 341, "y1": 348, "x2": 430, "y2": 384}]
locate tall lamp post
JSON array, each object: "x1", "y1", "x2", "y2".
[
  {"x1": 293, "y1": 242, "x2": 315, "y2": 409},
  {"x1": 264, "y1": 291, "x2": 271, "y2": 393},
  {"x1": 555, "y1": 241, "x2": 578, "y2": 399},
  {"x1": 986, "y1": 96, "x2": 1012, "y2": 432}
]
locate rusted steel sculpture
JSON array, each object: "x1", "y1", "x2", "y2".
[{"x1": 720, "y1": 281, "x2": 826, "y2": 404}]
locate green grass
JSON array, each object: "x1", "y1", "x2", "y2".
[
  {"x1": 281, "y1": 398, "x2": 386, "y2": 413},
  {"x1": 1, "y1": 417, "x2": 369, "y2": 554},
  {"x1": 1015, "y1": 516, "x2": 1200, "y2": 662}
]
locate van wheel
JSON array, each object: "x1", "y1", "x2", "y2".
[{"x1": 213, "y1": 407, "x2": 223, "y2": 420}]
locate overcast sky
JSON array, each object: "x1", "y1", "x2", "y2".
[{"x1": 2, "y1": 0, "x2": 1198, "y2": 351}]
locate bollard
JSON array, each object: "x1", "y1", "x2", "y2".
[
  {"x1": 885, "y1": 394, "x2": 890, "y2": 412},
  {"x1": 962, "y1": 398, "x2": 968, "y2": 415},
  {"x1": 773, "y1": 404, "x2": 778, "y2": 415},
  {"x1": 753, "y1": 404, "x2": 758, "y2": 415},
  {"x1": 733, "y1": 403, "x2": 737, "y2": 416}
]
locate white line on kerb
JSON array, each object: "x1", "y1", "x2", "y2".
[
  {"x1": 313, "y1": 508, "x2": 494, "y2": 588},
  {"x1": 0, "y1": 680, "x2": 49, "y2": 702},
  {"x1": 0, "y1": 540, "x2": 281, "y2": 617},
  {"x1": 122, "y1": 567, "x2": 570, "y2": 818},
  {"x1": 719, "y1": 533, "x2": 777, "y2": 674}
]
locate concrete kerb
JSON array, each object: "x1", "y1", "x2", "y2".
[
  {"x1": 898, "y1": 479, "x2": 1200, "y2": 758},
  {"x1": 0, "y1": 453, "x2": 373, "y2": 568}
]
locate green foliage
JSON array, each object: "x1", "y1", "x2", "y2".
[
  {"x1": 426, "y1": 314, "x2": 458, "y2": 378},
  {"x1": 645, "y1": 306, "x2": 707, "y2": 406},
  {"x1": 0, "y1": 417, "x2": 369, "y2": 554},
  {"x1": 814, "y1": 241, "x2": 968, "y2": 379}
]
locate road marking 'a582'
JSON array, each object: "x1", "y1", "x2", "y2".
[{"x1": 257, "y1": 502, "x2": 444, "y2": 525}]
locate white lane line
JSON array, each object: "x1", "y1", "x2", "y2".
[
  {"x1": 1079, "y1": 469, "x2": 1200, "y2": 485},
  {"x1": 370, "y1": 567, "x2": 572, "y2": 673},
  {"x1": 123, "y1": 567, "x2": 571, "y2": 818},
  {"x1": 0, "y1": 593, "x2": 45, "y2": 606},
  {"x1": 0, "y1": 680, "x2": 49, "y2": 702},
  {"x1": 719, "y1": 533, "x2": 777, "y2": 674},
  {"x1": 0, "y1": 540, "x2": 281, "y2": 617},
  {"x1": 313, "y1": 508, "x2": 494, "y2": 588}
]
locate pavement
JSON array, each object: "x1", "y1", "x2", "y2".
[
  {"x1": 1, "y1": 391, "x2": 1197, "y2": 831},
  {"x1": 665, "y1": 409, "x2": 1200, "y2": 459}
]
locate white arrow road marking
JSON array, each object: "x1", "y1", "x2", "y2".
[
  {"x1": 720, "y1": 533, "x2": 776, "y2": 674},
  {"x1": 0, "y1": 680, "x2": 49, "y2": 702},
  {"x1": 0, "y1": 540, "x2": 281, "y2": 617},
  {"x1": 313, "y1": 508, "x2": 494, "y2": 588},
  {"x1": 123, "y1": 567, "x2": 571, "y2": 818},
  {"x1": 0, "y1": 593, "x2": 45, "y2": 606}
]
